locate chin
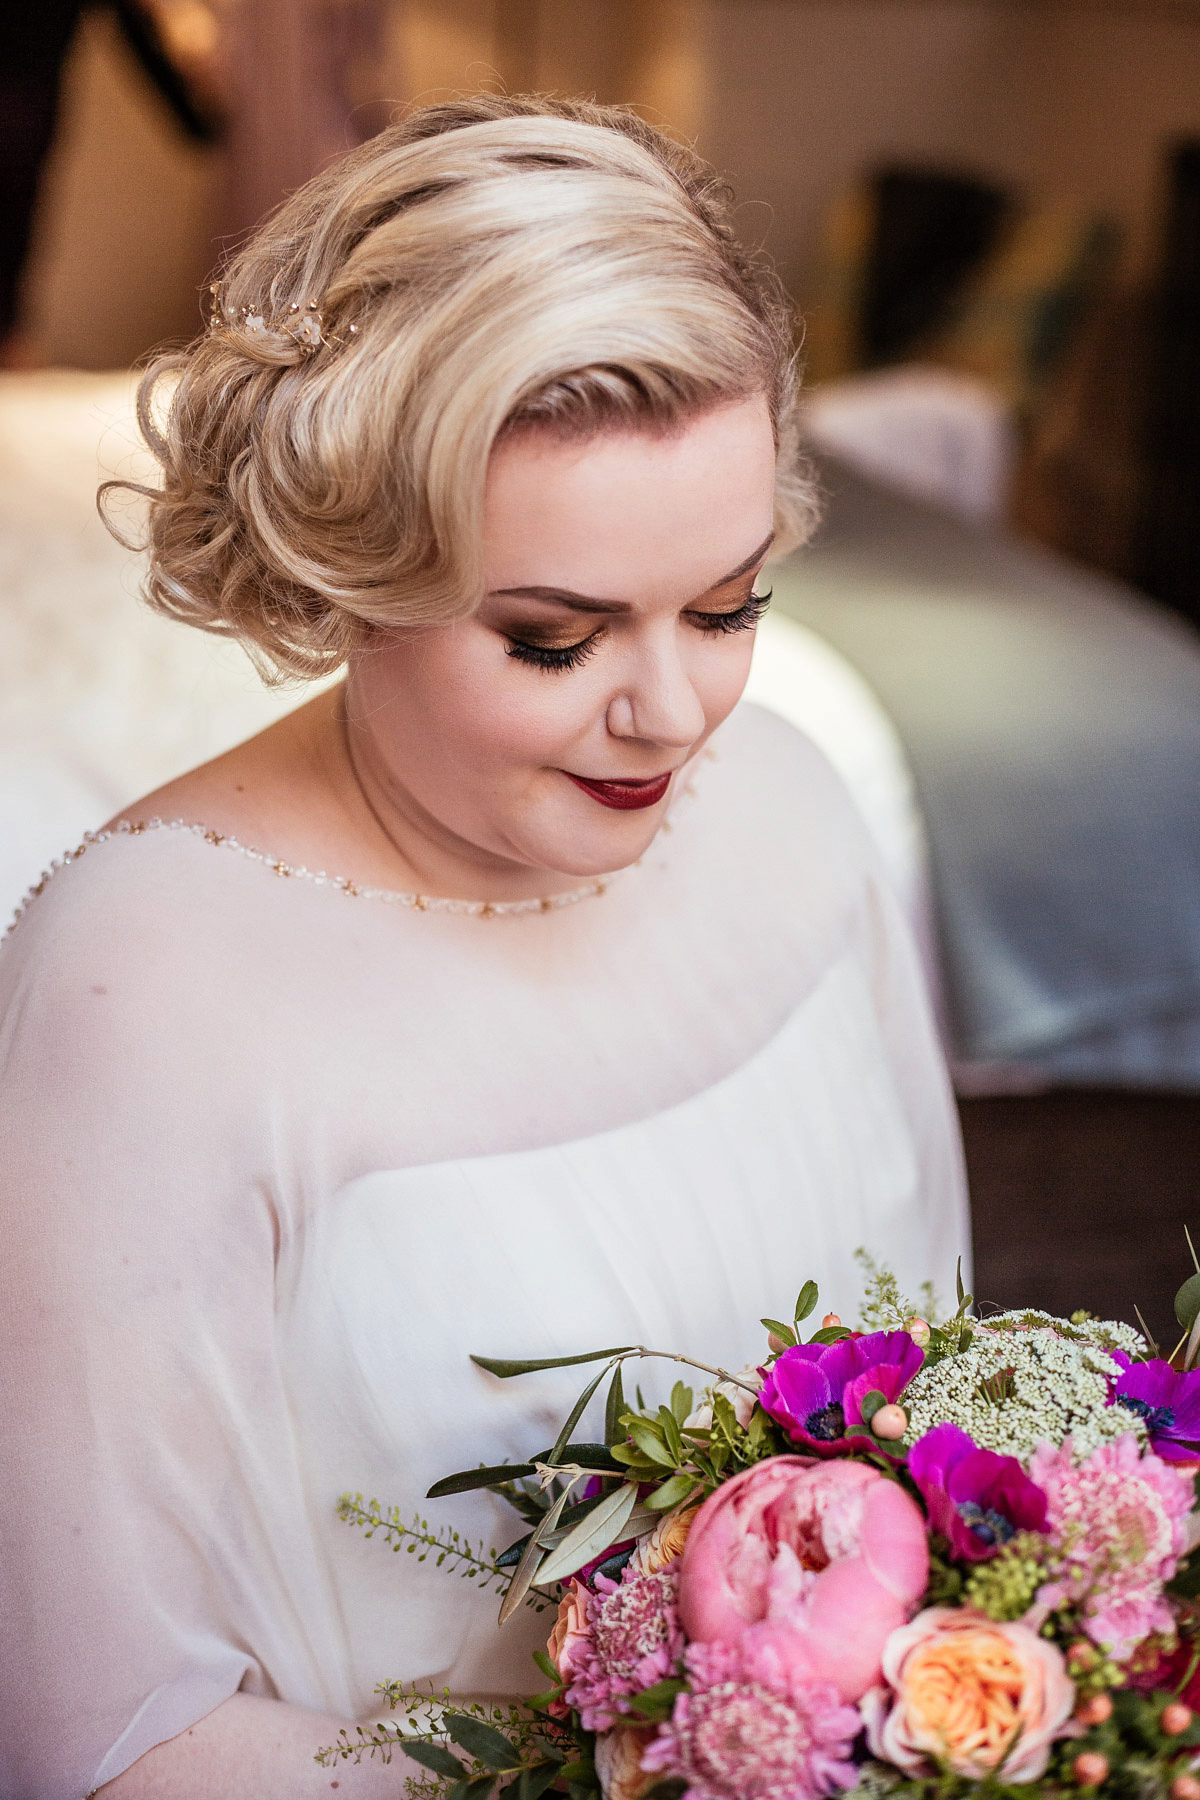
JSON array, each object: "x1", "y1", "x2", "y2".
[{"x1": 533, "y1": 813, "x2": 665, "y2": 881}]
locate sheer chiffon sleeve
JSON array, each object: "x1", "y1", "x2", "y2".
[{"x1": 0, "y1": 857, "x2": 325, "y2": 1798}]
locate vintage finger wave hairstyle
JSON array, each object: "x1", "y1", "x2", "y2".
[{"x1": 106, "y1": 93, "x2": 816, "y2": 681}]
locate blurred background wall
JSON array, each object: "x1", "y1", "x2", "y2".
[
  {"x1": 6, "y1": 0, "x2": 1200, "y2": 1329},
  {"x1": 15, "y1": 0, "x2": 1200, "y2": 371}
]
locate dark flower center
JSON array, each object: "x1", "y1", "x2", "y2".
[
  {"x1": 957, "y1": 1501, "x2": 1015, "y2": 1547},
  {"x1": 1117, "y1": 1394, "x2": 1177, "y2": 1433},
  {"x1": 804, "y1": 1402, "x2": 847, "y2": 1441}
]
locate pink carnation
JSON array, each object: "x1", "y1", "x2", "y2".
[
  {"x1": 1028, "y1": 1434, "x2": 1193, "y2": 1661},
  {"x1": 642, "y1": 1631, "x2": 861, "y2": 1800},
  {"x1": 564, "y1": 1566, "x2": 684, "y2": 1731}
]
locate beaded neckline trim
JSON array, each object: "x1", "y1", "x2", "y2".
[
  {"x1": 4, "y1": 816, "x2": 630, "y2": 937},
  {"x1": 4, "y1": 755, "x2": 710, "y2": 941}
]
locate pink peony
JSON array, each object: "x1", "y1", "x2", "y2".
[
  {"x1": 564, "y1": 1566, "x2": 685, "y2": 1731},
  {"x1": 862, "y1": 1607, "x2": 1076, "y2": 1782},
  {"x1": 642, "y1": 1634, "x2": 861, "y2": 1800},
  {"x1": 678, "y1": 1456, "x2": 928, "y2": 1701},
  {"x1": 1028, "y1": 1433, "x2": 1194, "y2": 1661}
]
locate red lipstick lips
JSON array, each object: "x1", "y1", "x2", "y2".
[{"x1": 565, "y1": 771, "x2": 672, "y2": 811}]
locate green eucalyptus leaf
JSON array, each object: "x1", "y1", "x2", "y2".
[
  {"x1": 669, "y1": 1380, "x2": 693, "y2": 1424},
  {"x1": 806, "y1": 1325, "x2": 853, "y2": 1346},
  {"x1": 643, "y1": 1472, "x2": 696, "y2": 1511},
  {"x1": 859, "y1": 1389, "x2": 888, "y2": 1425},
  {"x1": 518, "y1": 1766, "x2": 563, "y2": 1800},
  {"x1": 794, "y1": 1280, "x2": 820, "y2": 1324},
  {"x1": 657, "y1": 1406, "x2": 684, "y2": 1462},
  {"x1": 761, "y1": 1317, "x2": 797, "y2": 1347},
  {"x1": 444, "y1": 1714, "x2": 520, "y2": 1771},
  {"x1": 471, "y1": 1348, "x2": 636, "y2": 1379},
  {"x1": 628, "y1": 1422, "x2": 676, "y2": 1468},
  {"x1": 629, "y1": 1677, "x2": 687, "y2": 1721},
  {"x1": 609, "y1": 1441, "x2": 655, "y2": 1468},
  {"x1": 427, "y1": 1462, "x2": 537, "y2": 1500},
  {"x1": 537, "y1": 1482, "x2": 639, "y2": 1585},
  {"x1": 448, "y1": 1779, "x2": 497, "y2": 1800},
  {"x1": 1177, "y1": 1272, "x2": 1200, "y2": 1331},
  {"x1": 403, "y1": 1740, "x2": 468, "y2": 1778}
]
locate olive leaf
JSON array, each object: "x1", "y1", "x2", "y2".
[
  {"x1": 536, "y1": 1482, "x2": 639, "y2": 1585},
  {"x1": 471, "y1": 1347, "x2": 636, "y2": 1379},
  {"x1": 498, "y1": 1487, "x2": 570, "y2": 1625}
]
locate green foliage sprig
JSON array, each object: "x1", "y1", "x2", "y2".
[
  {"x1": 316, "y1": 1687, "x2": 589, "y2": 1799},
  {"x1": 335, "y1": 1495, "x2": 554, "y2": 1613}
]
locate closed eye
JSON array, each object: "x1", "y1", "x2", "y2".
[
  {"x1": 689, "y1": 590, "x2": 772, "y2": 635},
  {"x1": 505, "y1": 630, "x2": 603, "y2": 672}
]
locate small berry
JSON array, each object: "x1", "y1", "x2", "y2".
[
  {"x1": 1069, "y1": 1642, "x2": 1100, "y2": 1673},
  {"x1": 1163, "y1": 1703, "x2": 1194, "y2": 1736},
  {"x1": 822, "y1": 1313, "x2": 841, "y2": 1329},
  {"x1": 1170, "y1": 1777, "x2": 1200, "y2": 1800},
  {"x1": 1077, "y1": 1694, "x2": 1113, "y2": 1725},
  {"x1": 767, "y1": 1332, "x2": 787, "y2": 1354},
  {"x1": 1073, "y1": 1753, "x2": 1109, "y2": 1786},
  {"x1": 871, "y1": 1404, "x2": 908, "y2": 1440},
  {"x1": 906, "y1": 1316, "x2": 931, "y2": 1346}
]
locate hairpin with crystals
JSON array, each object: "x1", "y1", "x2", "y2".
[{"x1": 206, "y1": 281, "x2": 360, "y2": 355}]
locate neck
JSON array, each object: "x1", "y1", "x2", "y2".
[{"x1": 324, "y1": 683, "x2": 591, "y2": 904}]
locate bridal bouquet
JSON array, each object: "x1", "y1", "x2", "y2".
[{"x1": 324, "y1": 1256, "x2": 1200, "y2": 1800}]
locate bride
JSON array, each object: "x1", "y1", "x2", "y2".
[{"x1": 0, "y1": 94, "x2": 967, "y2": 1799}]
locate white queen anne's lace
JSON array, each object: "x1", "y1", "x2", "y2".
[{"x1": 903, "y1": 1316, "x2": 1148, "y2": 1461}]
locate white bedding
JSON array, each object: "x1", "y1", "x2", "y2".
[{"x1": 0, "y1": 371, "x2": 933, "y2": 976}]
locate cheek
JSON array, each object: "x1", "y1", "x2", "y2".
[
  {"x1": 392, "y1": 633, "x2": 601, "y2": 767},
  {"x1": 691, "y1": 632, "x2": 758, "y2": 727}
]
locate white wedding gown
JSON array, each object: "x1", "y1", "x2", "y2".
[{"x1": 0, "y1": 703, "x2": 968, "y2": 1799}]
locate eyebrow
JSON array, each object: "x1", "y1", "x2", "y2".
[{"x1": 488, "y1": 530, "x2": 776, "y2": 614}]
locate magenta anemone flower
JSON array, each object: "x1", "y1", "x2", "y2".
[
  {"x1": 758, "y1": 1331, "x2": 925, "y2": 1456},
  {"x1": 1108, "y1": 1353, "x2": 1200, "y2": 1463},
  {"x1": 907, "y1": 1422, "x2": 1048, "y2": 1560}
]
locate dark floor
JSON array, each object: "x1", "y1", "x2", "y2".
[{"x1": 959, "y1": 1089, "x2": 1200, "y2": 1346}]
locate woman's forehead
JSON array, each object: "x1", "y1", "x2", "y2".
[{"x1": 481, "y1": 397, "x2": 776, "y2": 601}]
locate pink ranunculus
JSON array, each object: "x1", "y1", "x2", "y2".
[{"x1": 678, "y1": 1456, "x2": 929, "y2": 1702}]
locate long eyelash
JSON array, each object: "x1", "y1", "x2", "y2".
[
  {"x1": 694, "y1": 589, "x2": 772, "y2": 635},
  {"x1": 506, "y1": 632, "x2": 602, "y2": 673}
]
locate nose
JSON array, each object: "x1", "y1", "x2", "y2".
[{"x1": 605, "y1": 631, "x2": 708, "y2": 749}]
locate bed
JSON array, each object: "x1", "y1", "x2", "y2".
[{"x1": 768, "y1": 453, "x2": 1200, "y2": 1094}]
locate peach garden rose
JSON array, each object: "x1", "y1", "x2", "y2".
[
  {"x1": 862, "y1": 1608, "x2": 1077, "y2": 1782},
  {"x1": 631, "y1": 1503, "x2": 700, "y2": 1576},
  {"x1": 546, "y1": 1579, "x2": 591, "y2": 1716}
]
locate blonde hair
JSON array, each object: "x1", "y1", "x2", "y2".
[{"x1": 112, "y1": 94, "x2": 815, "y2": 682}]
